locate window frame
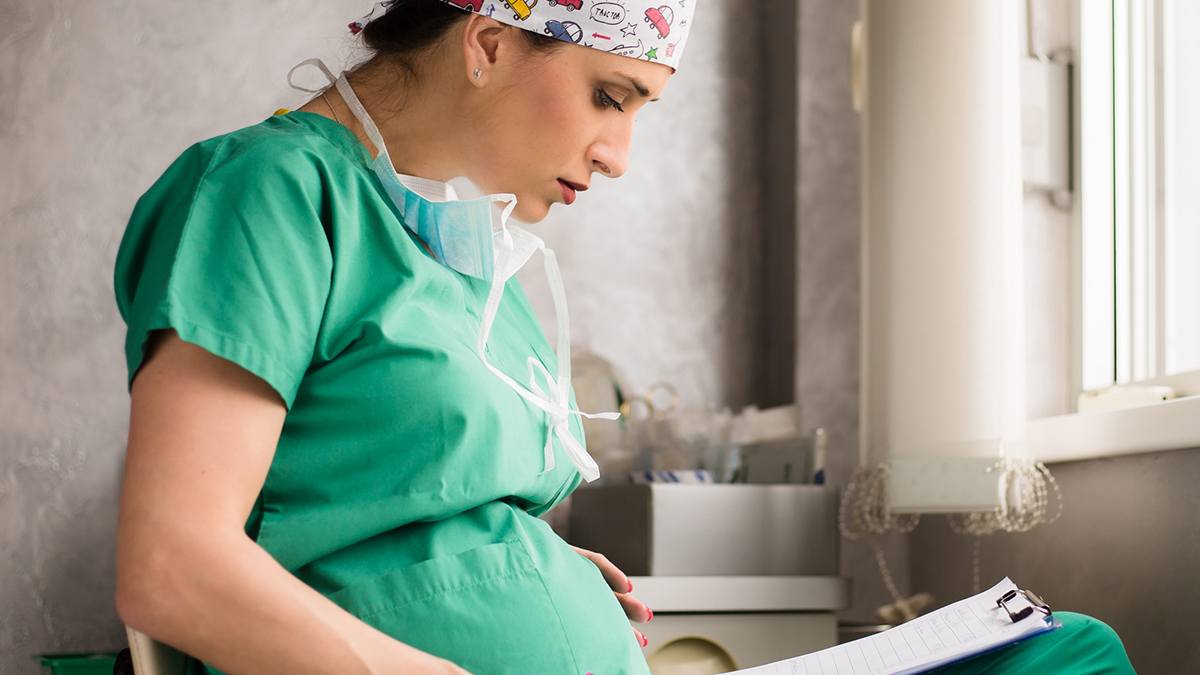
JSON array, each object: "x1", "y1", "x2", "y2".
[
  {"x1": 1032, "y1": 0, "x2": 1200, "y2": 463},
  {"x1": 1076, "y1": 0, "x2": 1199, "y2": 397}
]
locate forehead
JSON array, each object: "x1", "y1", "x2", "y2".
[{"x1": 544, "y1": 40, "x2": 674, "y2": 96}]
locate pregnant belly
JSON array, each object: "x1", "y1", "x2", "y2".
[{"x1": 323, "y1": 503, "x2": 650, "y2": 675}]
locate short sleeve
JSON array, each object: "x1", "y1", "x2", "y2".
[{"x1": 115, "y1": 130, "x2": 335, "y2": 408}]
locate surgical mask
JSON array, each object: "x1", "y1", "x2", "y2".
[
  {"x1": 289, "y1": 60, "x2": 616, "y2": 482},
  {"x1": 373, "y1": 168, "x2": 504, "y2": 282}
]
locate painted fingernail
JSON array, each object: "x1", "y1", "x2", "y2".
[
  {"x1": 647, "y1": 608, "x2": 654, "y2": 621},
  {"x1": 640, "y1": 633, "x2": 648, "y2": 647},
  {"x1": 628, "y1": 580, "x2": 634, "y2": 593}
]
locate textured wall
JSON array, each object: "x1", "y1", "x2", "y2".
[
  {"x1": 0, "y1": 0, "x2": 767, "y2": 672},
  {"x1": 795, "y1": 0, "x2": 914, "y2": 624},
  {"x1": 0, "y1": 2, "x2": 364, "y2": 670}
]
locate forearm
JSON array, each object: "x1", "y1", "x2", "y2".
[{"x1": 117, "y1": 523, "x2": 455, "y2": 675}]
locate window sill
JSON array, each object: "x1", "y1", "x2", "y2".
[{"x1": 1027, "y1": 395, "x2": 1200, "y2": 464}]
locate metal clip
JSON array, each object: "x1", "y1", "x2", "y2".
[{"x1": 997, "y1": 588, "x2": 1052, "y2": 623}]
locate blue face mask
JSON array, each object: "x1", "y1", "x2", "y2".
[
  {"x1": 323, "y1": 70, "x2": 515, "y2": 282},
  {"x1": 368, "y1": 151, "x2": 514, "y2": 282}
]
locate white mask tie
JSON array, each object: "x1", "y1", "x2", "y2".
[
  {"x1": 292, "y1": 59, "x2": 618, "y2": 482},
  {"x1": 479, "y1": 225, "x2": 618, "y2": 483}
]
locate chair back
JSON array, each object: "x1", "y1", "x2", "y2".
[{"x1": 125, "y1": 627, "x2": 187, "y2": 675}]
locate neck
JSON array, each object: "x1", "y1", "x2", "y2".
[{"x1": 312, "y1": 57, "x2": 473, "y2": 183}]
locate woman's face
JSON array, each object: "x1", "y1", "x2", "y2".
[{"x1": 464, "y1": 33, "x2": 673, "y2": 223}]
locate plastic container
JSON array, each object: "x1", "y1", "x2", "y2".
[{"x1": 33, "y1": 652, "x2": 119, "y2": 675}]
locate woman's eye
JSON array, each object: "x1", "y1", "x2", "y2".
[{"x1": 595, "y1": 88, "x2": 625, "y2": 112}]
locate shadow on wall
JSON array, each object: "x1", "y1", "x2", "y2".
[{"x1": 715, "y1": 0, "x2": 767, "y2": 411}]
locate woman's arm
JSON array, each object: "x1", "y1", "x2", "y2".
[{"x1": 115, "y1": 331, "x2": 471, "y2": 675}]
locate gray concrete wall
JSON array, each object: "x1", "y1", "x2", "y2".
[
  {"x1": 1, "y1": 2, "x2": 363, "y2": 669},
  {"x1": 795, "y1": 0, "x2": 914, "y2": 624},
  {"x1": 0, "y1": 1, "x2": 768, "y2": 672}
]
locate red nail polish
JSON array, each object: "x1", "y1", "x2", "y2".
[
  {"x1": 628, "y1": 580, "x2": 634, "y2": 593},
  {"x1": 640, "y1": 633, "x2": 648, "y2": 647},
  {"x1": 647, "y1": 609, "x2": 654, "y2": 621}
]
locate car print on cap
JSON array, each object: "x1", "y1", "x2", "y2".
[
  {"x1": 544, "y1": 19, "x2": 584, "y2": 43},
  {"x1": 504, "y1": 0, "x2": 538, "y2": 20},
  {"x1": 405, "y1": 0, "x2": 696, "y2": 68},
  {"x1": 643, "y1": 4, "x2": 673, "y2": 39},
  {"x1": 608, "y1": 38, "x2": 644, "y2": 59}
]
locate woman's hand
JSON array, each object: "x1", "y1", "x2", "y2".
[{"x1": 571, "y1": 546, "x2": 653, "y2": 647}]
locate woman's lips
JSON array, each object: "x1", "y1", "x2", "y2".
[{"x1": 558, "y1": 179, "x2": 588, "y2": 205}]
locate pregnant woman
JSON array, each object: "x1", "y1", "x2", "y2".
[{"x1": 112, "y1": 1, "x2": 1134, "y2": 674}]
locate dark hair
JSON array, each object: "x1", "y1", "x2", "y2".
[{"x1": 360, "y1": 0, "x2": 562, "y2": 79}]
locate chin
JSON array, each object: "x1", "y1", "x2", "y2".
[{"x1": 511, "y1": 199, "x2": 552, "y2": 224}]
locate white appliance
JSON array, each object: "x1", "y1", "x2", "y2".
[
  {"x1": 634, "y1": 576, "x2": 850, "y2": 674},
  {"x1": 569, "y1": 484, "x2": 850, "y2": 673}
]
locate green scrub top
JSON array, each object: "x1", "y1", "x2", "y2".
[{"x1": 115, "y1": 111, "x2": 649, "y2": 675}]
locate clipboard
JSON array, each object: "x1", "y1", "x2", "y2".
[{"x1": 726, "y1": 578, "x2": 1061, "y2": 675}]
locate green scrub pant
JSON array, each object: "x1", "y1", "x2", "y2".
[
  {"x1": 186, "y1": 611, "x2": 1133, "y2": 675},
  {"x1": 932, "y1": 612, "x2": 1136, "y2": 674}
]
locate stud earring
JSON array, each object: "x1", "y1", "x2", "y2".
[{"x1": 473, "y1": 69, "x2": 482, "y2": 79}]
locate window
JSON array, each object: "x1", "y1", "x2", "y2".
[
  {"x1": 1079, "y1": 0, "x2": 1200, "y2": 396},
  {"x1": 1160, "y1": 0, "x2": 1200, "y2": 377}
]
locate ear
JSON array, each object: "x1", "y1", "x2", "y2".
[{"x1": 461, "y1": 14, "x2": 507, "y2": 86}]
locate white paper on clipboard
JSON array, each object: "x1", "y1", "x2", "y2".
[{"x1": 726, "y1": 578, "x2": 1059, "y2": 675}]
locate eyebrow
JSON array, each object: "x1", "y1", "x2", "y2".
[{"x1": 615, "y1": 72, "x2": 658, "y2": 101}]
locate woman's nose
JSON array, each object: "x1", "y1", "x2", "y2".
[{"x1": 589, "y1": 122, "x2": 634, "y2": 179}]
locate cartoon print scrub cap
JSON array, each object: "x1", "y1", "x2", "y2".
[{"x1": 351, "y1": 0, "x2": 696, "y2": 70}]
